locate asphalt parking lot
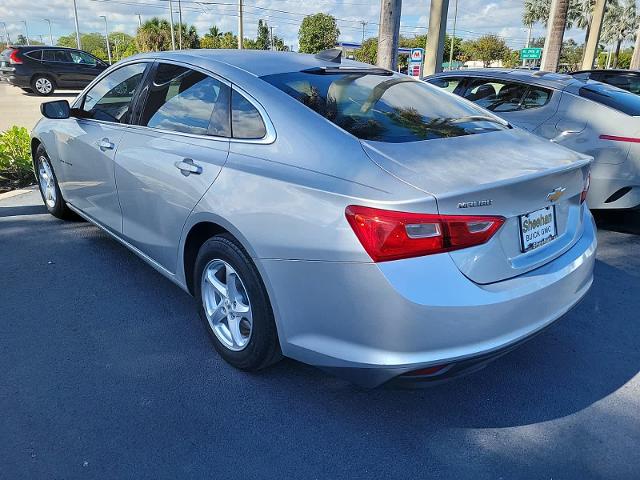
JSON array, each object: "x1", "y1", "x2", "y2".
[
  {"x1": 0, "y1": 82, "x2": 80, "y2": 131},
  {"x1": 1, "y1": 187, "x2": 639, "y2": 479}
]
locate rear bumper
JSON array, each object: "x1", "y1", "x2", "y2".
[
  {"x1": 0, "y1": 73, "x2": 30, "y2": 88},
  {"x1": 261, "y1": 207, "x2": 597, "y2": 387}
]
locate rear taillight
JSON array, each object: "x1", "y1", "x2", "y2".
[
  {"x1": 345, "y1": 205, "x2": 505, "y2": 262},
  {"x1": 580, "y1": 172, "x2": 591, "y2": 204},
  {"x1": 8, "y1": 49, "x2": 22, "y2": 65}
]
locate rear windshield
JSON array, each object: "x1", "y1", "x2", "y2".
[
  {"x1": 261, "y1": 70, "x2": 508, "y2": 143},
  {"x1": 579, "y1": 83, "x2": 640, "y2": 116}
]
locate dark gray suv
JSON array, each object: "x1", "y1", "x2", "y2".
[{"x1": 0, "y1": 45, "x2": 107, "y2": 96}]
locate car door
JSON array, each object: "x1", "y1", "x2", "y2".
[
  {"x1": 41, "y1": 49, "x2": 77, "y2": 86},
  {"x1": 56, "y1": 61, "x2": 150, "y2": 233},
  {"x1": 68, "y1": 50, "x2": 107, "y2": 86},
  {"x1": 113, "y1": 61, "x2": 231, "y2": 272}
]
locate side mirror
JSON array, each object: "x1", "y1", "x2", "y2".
[{"x1": 41, "y1": 100, "x2": 70, "y2": 119}]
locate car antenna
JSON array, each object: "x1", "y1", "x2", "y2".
[{"x1": 315, "y1": 48, "x2": 342, "y2": 64}]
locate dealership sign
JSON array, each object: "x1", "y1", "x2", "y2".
[{"x1": 521, "y1": 48, "x2": 543, "y2": 60}]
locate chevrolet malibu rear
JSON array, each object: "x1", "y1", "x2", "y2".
[{"x1": 32, "y1": 52, "x2": 596, "y2": 388}]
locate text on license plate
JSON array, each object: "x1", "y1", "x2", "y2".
[{"x1": 519, "y1": 206, "x2": 557, "y2": 252}]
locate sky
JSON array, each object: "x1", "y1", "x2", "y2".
[{"x1": 0, "y1": 0, "x2": 596, "y2": 51}]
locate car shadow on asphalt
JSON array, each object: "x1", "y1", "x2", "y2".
[
  {"x1": 593, "y1": 209, "x2": 640, "y2": 235},
  {"x1": 0, "y1": 204, "x2": 47, "y2": 218}
]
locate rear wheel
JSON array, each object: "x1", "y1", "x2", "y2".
[
  {"x1": 194, "y1": 234, "x2": 281, "y2": 370},
  {"x1": 35, "y1": 145, "x2": 73, "y2": 219},
  {"x1": 31, "y1": 75, "x2": 55, "y2": 96}
]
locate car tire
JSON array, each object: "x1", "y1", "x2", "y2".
[
  {"x1": 31, "y1": 75, "x2": 55, "y2": 96},
  {"x1": 194, "y1": 234, "x2": 282, "y2": 371},
  {"x1": 34, "y1": 145, "x2": 73, "y2": 219}
]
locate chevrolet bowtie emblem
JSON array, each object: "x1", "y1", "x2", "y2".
[{"x1": 547, "y1": 187, "x2": 566, "y2": 202}]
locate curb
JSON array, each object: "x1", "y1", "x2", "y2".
[{"x1": 0, "y1": 185, "x2": 37, "y2": 201}]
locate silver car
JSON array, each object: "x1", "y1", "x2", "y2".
[
  {"x1": 425, "y1": 69, "x2": 640, "y2": 210},
  {"x1": 32, "y1": 51, "x2": 596, "y2": 387}
]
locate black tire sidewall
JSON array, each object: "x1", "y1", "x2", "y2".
[
  {"x1": 31, "y1": 75, "x2": 55, "y2": 96},
  {"x1": 194, "y1": 235, "x2": 280, "y2": 370},
  {"x1": 35, "y1": 145, "x2": 67, "y2": 218}
]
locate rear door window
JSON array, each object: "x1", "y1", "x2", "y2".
[
  {"x1": 231, "y1": 90, "x2": 267, "y2": 139},
  {"x1": 520, "y1": 87, "x2": 552, "y2": 109},
  {"x1": 139, "y1": 63, "x2": 230, "y2": 136},
  {"x1": 24, "y1": 50, "x2": 42, "y2": 61},
  {"x1": 463, "y1": 79, "x2": 528, "y2": 112},
  {"x1": 428, "y1": 77, "x2": 463, "y2": 93},
  {"x1": 579, "y1": 83, "x2": 640, "y2": 115},
  {"x1": 602, "y1": 73, "x2": 640, "y2": 95},
  {"x1": 81, "y1": 62, "x2": 148, "y2": 123},
  {"x1": 42, "y1": 50, "x2": 72, "y2": 63}
]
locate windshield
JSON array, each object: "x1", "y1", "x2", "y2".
[
  {"x1": 579, "y1": 82, "x2": 640, "y2": 116},
  {"x1": 261, "y1": 71, "x2": 508, "y2": 143}
]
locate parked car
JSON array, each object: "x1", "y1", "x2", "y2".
[
  {"x1": 425, "y1": 69, "x2": 640, "y2": 210},
  {"x1": 0, "y1": 45, "x2": 107, "y2": 96},
  {"x1": 32, "y1": 51, "x2": 595, "y2": 387},
  {"x1": 571, "y1": 69, "x2": 640, "y2": 95}
]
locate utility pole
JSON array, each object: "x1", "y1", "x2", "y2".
[
  {"x1": 21, "y1": 21, "x2": 30, "y2": 45},
  {"x1": 269, "y1": 26, "x2": 274, "y2": 51},
  {"x1": 523, "y1": 24, "x2": 533, "y2": 67},
  {"x1": 168, "y1": 0, "x2": 176, "y2": 50},
  {"x1": 137, "y1": 14, "x2": 142, "y2": 28},
  {"x1": 376, "y1": 0, "x2": 402, "y2": 70},
  {"x1": 178, "y1": 0, "x2": 183, "y2": 49},
  {"x1": 238, "y1": 0, "x2": 244, "y2": 49},
  {"x1": 540, "y1": 0, "x2": 570, "y2": 72},
  {"x1": 72, "y1": 0, "x2": 81, "y2": 49},
  {"x1": 360, "y1": 20, "x2": 367, "y2": 45},
  {"x1": 43, "y1": 19, "x2": 53, "y2": 46},
  {"x1": 448, "y1": 0, "x2": 458, "y2": 70},
  {"x1": 582, "y1": 0, "x2": 607, "y2": 70},
  {"x1": 424, "y1": 0, "x2": 449, "y2": 75},
  {"x1": 1, "y1": 22, "x2": 10, "y2": 45},
  {"x1": 99, "y1": 16, "x2": 112, "y2": 64}
]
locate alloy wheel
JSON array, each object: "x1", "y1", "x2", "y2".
[
  {"x1": 38, "y1": 156, "x2": 57, "y2": 208},
  {"x1": 34, "y1": 78, "x2": 53, "y2": 95},
  {"x1": 201, "y1": 259, "x2": 253, "y2": 351}
]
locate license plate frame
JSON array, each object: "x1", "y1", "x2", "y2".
[{"x1": 519, "y1": 205, "x2": 557, "y2": 253}]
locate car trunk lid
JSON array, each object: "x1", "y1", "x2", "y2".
[{"x1": 361, "y1": 129, "x2": 592, "y2": 284}]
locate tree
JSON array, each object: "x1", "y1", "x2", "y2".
[
  {"x1": 602, "y1": 0, "x2": 638, "y2": 67},
  {"x1": 298, "y1": 13, "x2": 340, "y2": 54},
  {"x1": 202, "y1": 25, "x2": 223, "y2": 48},
  {"x1": 256, "y1": 19, "x2": 270, "y2": 50},
  {"x1": 135, "y1": 18, "x2": 172, "y2": 52},
  {"x1": 462, "y1": 35, "x2": 510, "y2": 67},
  {"x1": 354, "y1": 37, "x2": 378, "y2": 65}
]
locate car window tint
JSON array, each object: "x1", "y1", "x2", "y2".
[
  {"x1": 25, "y1": 50, "x2": 42, "y2": 61},
  {"x1": 521, "y1": 87, "x2": 551, "y2": 110},
  {"x1": 464, "y1": 79, "x2": 528, "y2": 112},
  {"x1": 579, "y1": 83, "x2": 640, "y2": 115},
  {"x1": 82, "y1": 62, "x2": 147, "y2": 124},
  {"x1": 140, "y1": 63, "x2": 230, "y2": 136},
  {"x1": 42, "y1": 50, "x2": 71, "y2": 62},
  {"x1": 262, "y1": 71, "x2": 506, "y2": 143},
  {"x1": 602, "y1": 74, "x2": 640, "y2": 95},
  {"x1": 428, "y1": 77, "x2": 461, "y2": 93},
  {"x1": 231, "y1": 90, "x2": 266, "y2": 139},
  {"x1": 70, "y1": 51, "x2": 97, "y2": 65}
]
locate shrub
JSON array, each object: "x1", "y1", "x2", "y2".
[{"x1": 0, "y1": 126, "x2": 34, "y2": 192}]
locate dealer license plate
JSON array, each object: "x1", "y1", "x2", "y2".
[{"x1": 519, "y1": 206, "x2": 557, "y2": 252}]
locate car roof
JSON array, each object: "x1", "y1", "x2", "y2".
[
  {"x1": 426, "y1": 68, "x2": 582, "y2": 91},
  {"x1": 8, "y1": 45, "x2": 83, "y2": 51},
  {"x1": 126, "y1": 49, "x2": 373, "y2": 78}
]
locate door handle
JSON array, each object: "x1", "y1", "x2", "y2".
[
  {"x1": 175, "y1": 158, "x2": 202, "y2": 176},
  {"x1": 98, "y1": 138, "x2": 115, "y2": 150}
]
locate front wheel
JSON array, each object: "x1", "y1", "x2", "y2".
[
  {"x1": 35, "y1": 145, "x2": 73, "y2": 219},
  {"x1": 31, "y1": 76, "x2": 55, "y2": 96},
  {"x1": 194, "y1": 234, "x2": 281, "y2": 371}
]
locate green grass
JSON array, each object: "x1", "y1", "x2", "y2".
[{"x1": 0, "y1": 126, "x2": 34, "y2": 193}]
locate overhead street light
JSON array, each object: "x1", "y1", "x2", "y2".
[
  {"x1": 43, "y1": 18, "x2": 53, "y2": 46},
  {"x1": 99, "y1": 15, "x2": 112, "y2": 64}
]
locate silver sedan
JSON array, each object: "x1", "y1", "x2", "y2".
[
  {"x1": 32, "y1": 51, "x2": 596, "y2": 387},
  {"x1": 425, "y1": 68, "x2": 640, "y2": 211}
]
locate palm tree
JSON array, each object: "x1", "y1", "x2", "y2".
[
  {"x1": 136, "y1": 17, "x2": 172, "y2": 52},
  {"x1": 523, "y1": 0, "x2": 551, "y2": 27},
  {"x1": 602, "y1": 0, "x2": 638, "y2": 67}
]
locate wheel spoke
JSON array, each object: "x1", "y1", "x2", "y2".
[
  {"x1": 227, "y1": 315, "x2": 244, "y2": 348},
  {"x1": 206, "y1": 268, "x2": 227, "y2": 299}
]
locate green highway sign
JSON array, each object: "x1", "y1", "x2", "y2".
[{"x1": 521, "y1": 48, "x2": 543, "y2": 60}]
